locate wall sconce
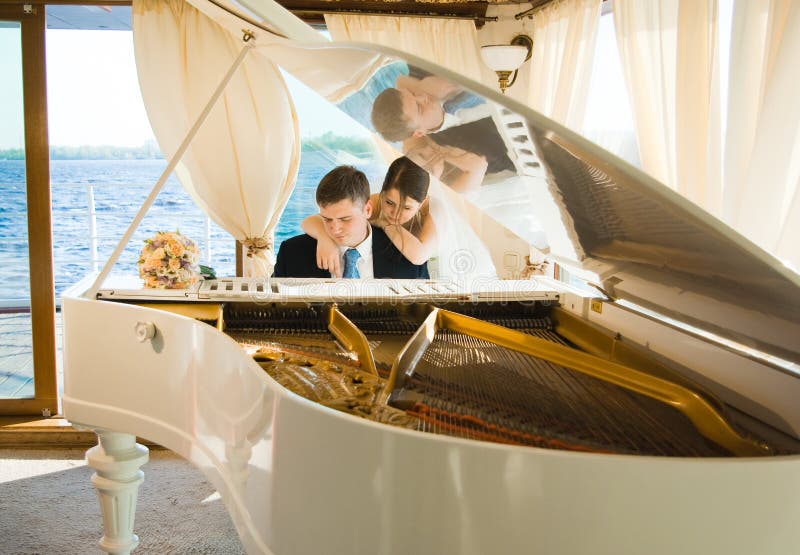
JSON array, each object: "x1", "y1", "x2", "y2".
[{"x1": 480, "y1": 34, "x2": 533, "y2": 94}]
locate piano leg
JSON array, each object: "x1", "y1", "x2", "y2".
[{"x1": 85, "y1": 429, "x2": 150, "y2": 555}]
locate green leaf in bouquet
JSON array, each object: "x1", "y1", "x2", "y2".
[{"x1": 199, "y1": 264, "x2": 217, "y2": 280}]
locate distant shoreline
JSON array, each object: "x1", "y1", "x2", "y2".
[
  {"x1": 0, "y1": 145, "x2": 162, "y2": 161},
  {"x1": 0, "y1": 133, "x2": 375, "y2": 161}
]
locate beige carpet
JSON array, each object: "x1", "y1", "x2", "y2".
[{"x1": 0, "y1": 448, "x2": 245, "y2": 554}]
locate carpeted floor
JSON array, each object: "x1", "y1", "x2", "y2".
[{"x1": 0, "y1": 448, "x2": 245, "y2": 554}]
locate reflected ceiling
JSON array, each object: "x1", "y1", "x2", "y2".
[{"x1": 46, "y1": 6, "x2": 132, "y2": 30}]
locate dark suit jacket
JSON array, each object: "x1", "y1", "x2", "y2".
[
  {"x1": 273, "y1": 225, "x2": 429, "y2": 279},
  {"x1": 429, "y1": 117, "x2": 515, "y2": 174}
]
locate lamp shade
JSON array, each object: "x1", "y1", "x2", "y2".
[{"x1": 480, "y1": 45, "x2": 529, "y2": 72}]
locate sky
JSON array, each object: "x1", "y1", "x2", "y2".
[
  {"x1": 0, "y1": 24, "x2": 25, "y2": 149},
  {"x1": 45, "y1": 30, "x2": 155, "y2": 147},
  {"x1": 1, "y1": 28, "x2": 369, "y2": 149}
]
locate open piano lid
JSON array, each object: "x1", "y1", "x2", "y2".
[{"x1": 150, "y1": 0, "x2": 800, "y2": 364}]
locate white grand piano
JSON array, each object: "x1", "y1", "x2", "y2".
[{"x1": 62, "y1": 1, "x2": 800, "y2": 554}]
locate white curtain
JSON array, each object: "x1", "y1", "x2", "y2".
[
  {"x1": 613, "y1": 0, "x2": 722, "y2": 213},
  {"x1": 614, "y1": 0, "x2": 800, "y2": 269},
  {"x1": 132, "y1": 0, "x2": 300, "y2": 276},
  {"x1": 527, "y1": 0, "x2": 603, "y2": 131},
  {"x1": 324, "y1": 13, "x2": 485, "y2": 81},
  {"x1": 724, "y1": 0, "x2": 800, "y2": 269}
]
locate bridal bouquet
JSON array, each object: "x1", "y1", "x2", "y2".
[{"x1": 138, "y1": 230, "x2": 201, "y2": 289}]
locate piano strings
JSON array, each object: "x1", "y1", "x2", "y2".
[{"x1": 221, "y1": 300, "x2": 786, "y2": 457}]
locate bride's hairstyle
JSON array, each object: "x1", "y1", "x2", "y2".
[
  {"x1": 381, "y1": 156, "x2": 430, "y2": 231},
  {"x1": 382, "y1": 156, "x2": 429, "y2": 202}
]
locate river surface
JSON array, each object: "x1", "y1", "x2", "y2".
[{"x1": 0, "y1": 153, "x2": 383, "y2": 302}]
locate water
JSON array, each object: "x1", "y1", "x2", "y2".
[{"x1": 0, "y1": 152, "x2": 384, "y2": 303}]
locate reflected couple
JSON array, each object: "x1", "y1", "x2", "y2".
[
  {"x1": 273, "y1": 158, "x2": 434, "y2": 279},
  {"x1": 368, "y1": 68, "x2": 515, "y2": 193}
]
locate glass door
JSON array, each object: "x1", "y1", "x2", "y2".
[{"x1": 0, "y1": 5, "x2": 57, "y2": 416}]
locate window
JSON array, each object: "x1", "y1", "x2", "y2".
[{"x1": 582, "y1": 11, "x2": 640, "y2": 167}]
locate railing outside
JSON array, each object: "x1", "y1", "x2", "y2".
[
  {"x1": 86, "y1": 181, "x2": 98, "y2": 273},
  {"x1": 0, "y1": 181, "x2": 235, "y2": 310},
  {"x1": 80, "y1": 182, "x2": 216, "y2": 273}
]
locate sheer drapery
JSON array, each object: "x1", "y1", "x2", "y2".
[
  {"x1": 724, "y1": 0, "x2": 800, "y2": 269},
  {"x1": 324, "y1": 13, "x2": 485, "y2": 81},
  {"x1": 425, "y1": 178, "x2": 500, "y2": 282},
  {"x1": 613, "y1": 0, "x2": 722, "y2": 213},
  {"x1": 614, "y1": 0, "x2": 799, "y2": 269},
  {"x1": 132, "y1": 0, "x2": 300, "y2": 276},
  {"x1": 527, "y1": 0, "x2": 602, "y2": 131}
]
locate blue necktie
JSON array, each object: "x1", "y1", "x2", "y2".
[{"x1": 343, "y1": 248, "x2": 361, "y2": 278}]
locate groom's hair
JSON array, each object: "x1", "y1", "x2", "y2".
[
  {"x1": 316, "y1": 165, "x2": 370, "y2": 207},
  {"x1": 372, "y1": 88, "x2": 415, "y2": 142}
]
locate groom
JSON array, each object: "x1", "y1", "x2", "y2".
[{"x1": 273, "y1": 165, "x2": 429, "y2": 279}]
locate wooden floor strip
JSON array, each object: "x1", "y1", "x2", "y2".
[
  {"x1": 0, "y1": 417, "x2": 162, "y2": 448},
  {"x1": 0, "y1": 311, "x2": 61, "y2": 400}
]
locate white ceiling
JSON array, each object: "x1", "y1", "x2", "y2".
[{"x1": 46, "y1": 6, "x2": 132, "y2": 30}]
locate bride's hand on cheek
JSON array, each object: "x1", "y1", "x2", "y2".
[{"x1": 372, "y1": 212, "x2": 390, "y2": 229}]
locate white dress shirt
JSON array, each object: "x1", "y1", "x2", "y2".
[
  {"x1": 336, "y1": 224, "x2": 373, "y2": 278},
  {"x1": 437, "y1": 103, "x2": 494, "y2": 133}
]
